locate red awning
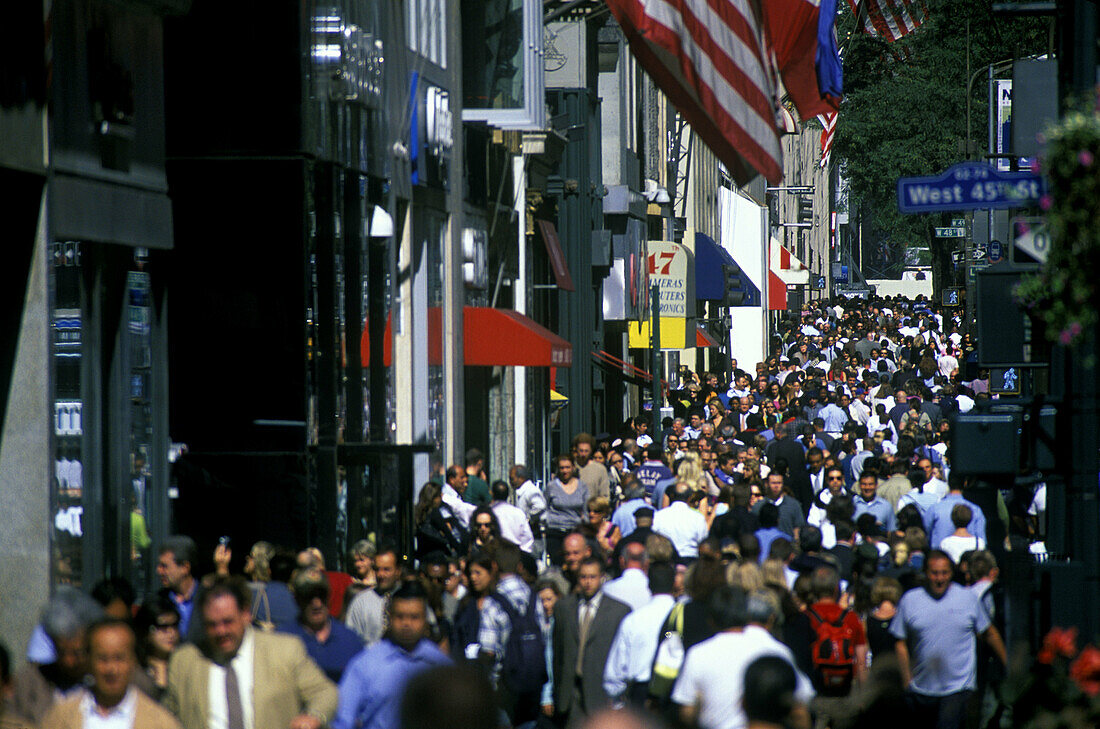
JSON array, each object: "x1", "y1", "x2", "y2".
[
  {"x1": 696, "y1": 326, "x2": 721, "y2": 349},
  {"x1": 361, "y1": 307, "x2": 572, "y2": 367},
  {"x1": 536, "y1": 219, "x2": 575, "y2": 291}
]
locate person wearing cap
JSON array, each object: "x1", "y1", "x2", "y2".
[{"x1": 611, "y1": 476, "x2": 649, "y2": 539}]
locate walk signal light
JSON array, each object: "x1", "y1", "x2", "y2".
[{"x1": 798, "y1": 197, "x2": 813, "y2": 226}]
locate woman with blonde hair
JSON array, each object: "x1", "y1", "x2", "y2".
[
  {"x1": 728, "y1": 560, "x2": 765, "y2": 592},
  {"x1": 586, "y1": 495, "x2": 620, "y2": 553}
]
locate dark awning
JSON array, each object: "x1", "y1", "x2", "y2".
[
  {"x1": 361, "y1": 307, "x2": 572, "y2": 367},
  {"x1": 536, "y1": 219, "x2": 575, "y2": 291}
]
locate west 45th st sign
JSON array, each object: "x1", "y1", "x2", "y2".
[{"x1": 897, "y1": 162, "x2": 1045, "y2": 213}]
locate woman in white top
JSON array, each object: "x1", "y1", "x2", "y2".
[{"x1": 940, "y1": 502, "x2": 985, "y2": 563}]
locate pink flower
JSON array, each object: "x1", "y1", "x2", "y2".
[
  {"x1": 1070, "y1": 321, "x2": 1083, "y2": 337},
  {"x1": 1040, "y1": 194, "x2": 1053, "y2": 211},
  {"x1": 1030, "y1": 158, "x2": 1042, "y2": 175},
  {"x1": 1080, "y1": 150, "x2": 1095, "y2": 167},
  {"x1": 1061, "y1": 328, "x2": 1076, "y2": 345},
  {"x1": 1036, "y1": 132, "x2": 1047, "y2": 145}
]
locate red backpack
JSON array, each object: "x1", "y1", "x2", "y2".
[{"x1": 806, "y1": 605, "x2": 857, "y2": 695}]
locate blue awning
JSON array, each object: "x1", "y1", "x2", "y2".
[{"x1": 694, "y1": 232, "x2": 760, "y2": 306}]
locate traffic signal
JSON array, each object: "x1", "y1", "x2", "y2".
[
  {"x1": 797, "y1": 197, "x2": 813, "y2": 226},
  {"x1": 723, "y1": 262, "x2": 745, "y2": 306}
]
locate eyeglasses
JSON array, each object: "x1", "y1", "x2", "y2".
[
  {"x1": 827, "y1": 475, "x2": 844, "y2": 481},
  {"x1": 153, "y1": 621, "x2": 180, "y2": 631}
]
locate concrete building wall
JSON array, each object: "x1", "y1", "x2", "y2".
[
  {"x1": 0, "y1": 196, "x2": 52, "y2": 668},
  {"x1": 779, "y1": 125, "x2": 832, "y2": 298}
]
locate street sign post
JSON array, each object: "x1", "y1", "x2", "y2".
[{"x1": 897, "y1": 162, "x2": 1045, "y2": 213}]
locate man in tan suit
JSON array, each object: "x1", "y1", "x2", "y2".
[
  {"x1": 41, "y1": 618, "x2": 181, "y2": 729},
  {"x1": 165, "y1": 578, "x2": 338, "y2": 729}
]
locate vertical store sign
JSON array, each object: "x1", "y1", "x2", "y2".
[{"x1": 646, "y1": 240, "x2": 696, "y2": 318}]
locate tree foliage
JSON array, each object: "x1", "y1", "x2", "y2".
[{"x1": 835, "y1": 0, "x2": 1050, "y2": 279}]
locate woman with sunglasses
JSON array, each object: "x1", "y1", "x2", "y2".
[{"x1": 133, "y1": 594, "x2": 181, "y2": 700}]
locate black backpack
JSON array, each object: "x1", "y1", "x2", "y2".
[{"x1": 488, "y1": 591, "x2": 548, "y2": 695}]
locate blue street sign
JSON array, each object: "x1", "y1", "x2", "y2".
[{"x1": 897, "y1": 162, "x2": 1045, "y2": 213}]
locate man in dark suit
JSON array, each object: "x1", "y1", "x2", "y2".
[{"x1": 552, "y1": 557, "x2": 631, "y2": 728}]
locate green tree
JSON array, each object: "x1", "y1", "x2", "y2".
[{"x1": 835, "y1": 0, "x2": 1049, "y2": 290}]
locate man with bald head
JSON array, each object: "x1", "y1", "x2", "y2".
[
  {"x1": 601, "y1": 542, "x2": 651, "y2": 610},
  {"x1": 562, "y1": 532, "x2": 592, "y2": 590}
]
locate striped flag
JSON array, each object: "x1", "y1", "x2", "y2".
[
  {"x1": 605, "y1": 0, "x2": 783, "y2": 184},
  {"x1": 818, "y1": 112, "x2": 836, "y2": 167},
  {"x1": 847, "y1": 0, "x2": 927, "y2": 42}
]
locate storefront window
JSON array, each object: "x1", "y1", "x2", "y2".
[
  {"x1": 124, "y1": 261, "x2": 154, "y2": 600},
  {"x1": 52, "y1": 242, "x2": 85, "y2": 587}
]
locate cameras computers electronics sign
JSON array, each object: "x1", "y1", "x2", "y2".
[{"x1": 646, "y1": 241, "x2": 696, "y2": 318}]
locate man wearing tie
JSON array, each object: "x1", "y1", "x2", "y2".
[
  {"x1": 553, "y1": 558, "x2": 631, "y2": 728},
  {"x1": 165, "y1": 578, "x2": 338, "y2": 729}
]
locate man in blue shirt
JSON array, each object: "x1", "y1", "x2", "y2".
[
  {"x1": 278, "y1": 570, "x2": 363, "y2": 683},
  {"x1": 334, "y1": 583, "x2": 451, "y2": 729},
  {"x1": 853, "y1": 472, "x2": 896, "y2": 533},
  {"x1": 925, "y1": 475, "x2": 987, "y2": 549},
  {"x1": 611, "y1": 478, "x2": 649, "y2": 538},
  {"x1": 891, "y1": 551, "x2": 1006, "y2": 729},
  {"x1": 633, "y1": 445, "x2": 674, "y2": 503}
]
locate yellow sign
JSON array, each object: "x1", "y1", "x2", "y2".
[{"x1": 628, "y1": 317, "x2": 695, "y2": 349}]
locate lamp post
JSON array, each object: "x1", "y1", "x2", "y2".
[{"x1": 650, "y1": 284, "x2": 663, "y2": 438}]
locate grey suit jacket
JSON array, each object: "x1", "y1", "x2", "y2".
[{"x1": 552, "y1": 592, "x2": 631, "y2": 716}]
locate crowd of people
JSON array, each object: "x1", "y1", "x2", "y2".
[{"x1": 1, "y1": 295, "x2": 1044, "y2": 729}]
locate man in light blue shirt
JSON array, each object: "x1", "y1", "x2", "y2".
[
  {"x1": 334, "y1": 584, "x2": 451, "y2": 729},
  {"x1": 611, "y1": 480, "x2": 650, "y2": 538},
  {"x1": 817, "y1": 393, "x2": 849, "y2": 437},
  {"x1": 925, "y1": 475, "x2": 986, "y2": 549},
  {"x1": 853, "y1": 472, "x2": 896, "y2": 533},
  {"x1": 891, "y1": 551, "x2": 1005, "y2": 729}
]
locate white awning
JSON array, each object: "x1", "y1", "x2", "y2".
[{"x1": 770, "y1": 237, "x2": 810, "y2": 285}]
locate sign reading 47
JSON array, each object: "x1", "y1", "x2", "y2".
[{"x1": 648, "y1": 251, "x2": 677, "y2": 275}]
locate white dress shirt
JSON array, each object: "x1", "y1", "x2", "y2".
[
  {"x1": 652, "y1": 501, "x2": 709, "y2": 558},
  {"x1": 514, "y1": 480, "x2": 547, "y2": 524},
  {"x1": 208, "y1": 627, "x2": 256, "y2": 729},
  {"x1": 441, "y1": 483, "x2": 476, "y2": 528},
  {"x1": 491, "y1": 500, "x2": 535, "y2": 552},
  {"x1": 80, "y1": 687, "x2": 138, "y2": 729},
  {"x1": 603, "y1": 594, "x2": 677, "y2": 699},
  {"x1": 601, "y1": 568, "x2": 651, "y2": 611}
]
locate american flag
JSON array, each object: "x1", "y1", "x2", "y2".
[
  {"x1": 605, "y1": 0, "x2": 783, "y2": 184},
  {"x1": 847, "y1": 0, "x2": 927, "y2": 42},
  {"x1": 818, "y1": 112, "x2": 836, "y2": 167}
]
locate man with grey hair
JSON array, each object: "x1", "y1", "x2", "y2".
[
  {"x1": 7, "y1": 588, "x2": 103, "y2": 724},
  {"x1": 156, "y1": 535, "x2": 201, "y2": 641}
]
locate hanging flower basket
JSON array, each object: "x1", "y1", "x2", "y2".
[{"x1": 1013, "y1": 102, "x2": 1100, "y2": 350}]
